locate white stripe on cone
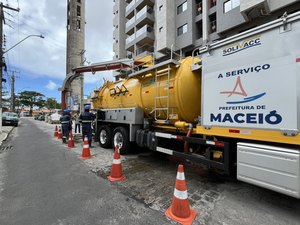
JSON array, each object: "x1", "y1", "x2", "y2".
[
  {"x1": 174, "y1": 188, "x2": 188, "y2": 200},
  {"x1": 113, "y1": 159, "x2": 121, "y2": 164},
  {"x1": 176, "y1": 172, "x2": 185, "y2": 181},
  {"x1": 83, "y1": 144, "x2": 89, "y2": 148}
]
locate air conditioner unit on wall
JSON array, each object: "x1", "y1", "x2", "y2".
[{"x1": 240, "y1": 0, "x2": 270, "y2": 20}]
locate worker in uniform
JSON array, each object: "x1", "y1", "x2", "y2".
[
  {"x1": 73, "y1": 112, "x2": 81, "y2": 134},
  {"x1": 79, "y1": 105, "x2": 96, "y2": 147},
  {"x1": 60, "y1": 109, "x2": 72, "y2": 143}
]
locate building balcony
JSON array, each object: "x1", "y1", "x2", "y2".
[
  {"x1": 135, "y1": 24, "x2": 154, "y2": 45},
  {"x1": 125, "y1": 33, "x2": 135, "y2": 51},
  {"x1": 135, "y1": 44, "x2": 154, "y2": 58},
  {"x1": 113, "y1": 42, "x2": 119, "y2": 52},
  {"x1": 113, "y1": 28, "x2": 118, "y2": 40},
  {"x1": 126, "y1": 0, "x2": 135, "y2": 14},
  {"x1": 125, "y1": 25, "x2": 154, "y2": 51},
  {"x1": 125, "y1": 16, "x2": 135, "y2": 34},
  {"x1": 135, "y1": 6, "x2": 154, "y2": 28},
  {"x1": 113, "y1": 15, "x2": 118, "y2": 27},
  {"x1": 126, "y1": 5, "x2": 154, "y2": 34},
  {"x1": 126, "y1": 33, "x2": 135, "y2": 45},
  {"x1": 113, "y1": 3, "x2": 118, "y2": 14},
  {"x1": 135, "y1": 0, "x2": 154, "y2": 11}
]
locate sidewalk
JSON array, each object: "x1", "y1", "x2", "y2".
[{"x1": 0, "y1": 126, "x2": 14, "y2": 146}]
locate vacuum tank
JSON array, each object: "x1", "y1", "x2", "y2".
[{"x1": 92, "y1": 57, "x2": 201, "y2": 123}]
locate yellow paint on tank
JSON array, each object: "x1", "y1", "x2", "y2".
[{"x1": 92, "y1": 57, "x2": 201, "y2": 123}]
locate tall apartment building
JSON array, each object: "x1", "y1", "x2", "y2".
[
  {"x1": 66, "y1": 0, "x2": 85, "y2": 111},
  {"x1": 113, "y1": 0, "x2": 300, "y2": 61}
]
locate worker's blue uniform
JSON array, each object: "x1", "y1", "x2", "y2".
[
  {"x1": 79, "y1": 106, "x2": 95, "y2": 147},
  {"x1": 60, "y1": 110, "x2": 72, "y2": 142}
]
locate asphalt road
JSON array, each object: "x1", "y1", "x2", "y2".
[
  {"x1": 0, "y1": 118, "x2": 169, "y2": 225},
  {"x1": 1, "y1": 118, "x2": 300, "y2": 225}
]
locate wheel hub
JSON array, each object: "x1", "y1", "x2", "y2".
[
  {"x1": 100, "y1": 130, "x2": 107, "y2": 144},
  {"x1": 114, "y1": 132, "x2": 123, "y2": 148}
]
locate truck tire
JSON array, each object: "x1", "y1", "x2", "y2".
[
  {"x1": 99, "y1": 125, "x2": 112, "y2": 148},
  {"x1": 112, "y1": 126, "x2": 129, "y2": 155}
]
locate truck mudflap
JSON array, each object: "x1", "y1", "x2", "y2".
[
  {"x1": 237, "y1": 143, "x2": 300, "y2": 199},
  {"x1": 136, "y1": 130, "x2": 230, "y2": 174}
]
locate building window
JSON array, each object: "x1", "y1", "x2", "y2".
[
  {"x1": 177, "y1": 24, "x2": 187, "y2": 36},
  {"x1": 77, "y1": 0, "x2": 81, "y2": 3},
  {"x1": 224, "y1": 0, "x2": 240, "y2": 13},
  {"x1": 209, "y1": 13, "x2": 217, "y2": 33},
  {"x1": 196, "y1": 1, "x2": 202, "y2": 15},
  {"x1": 76, "y1": 19, "x2": 81, "y2": 31},
  {"x1": 177, "y1": 1, "x2": 187, "y2": 14},
  {"x1": 159, "y1": 27, "x2": 163, "y2": 32},
  {"x1": 209, "y1": 0, "x2": 216, "y2": 9},
  {"x1": 159, "y1": 5, "x2": 163, "y2": 11},
  {"x1": 77, "y1": 5, "x2": 81, "y2": 16}
]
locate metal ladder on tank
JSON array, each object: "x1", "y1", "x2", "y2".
[{"x1": 154, "y1": 64, "x2": 171, "y2": 121}]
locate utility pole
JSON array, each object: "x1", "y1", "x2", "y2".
[
  {"x1": 0, "y1": 3, "x2": 19, "y2": 132},
  {"x1": 10, "y1": 70, "x2": 19, "y2": 112},
  {"x1": 10, "y1": 71, "x2": 14, "y2": 111}
]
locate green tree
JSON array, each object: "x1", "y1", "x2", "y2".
[
  {"x1": 44, "y1": 98, "x2": 60, "y2": 110},
  {"x1": 18, "y1": 91, "x2": 45, "y2": 116}
]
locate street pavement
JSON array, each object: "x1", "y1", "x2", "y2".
[
  {"x1": 1, "y1": 117, "x2": 300, "y2": 225},
  {"x1": 0, "y1": 118, "x2": 170, "y2": 225}
]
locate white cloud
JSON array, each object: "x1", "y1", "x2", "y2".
[
  {"x1": 4, "y1": 0, "x2": 114, "y2": 84},
  {"x1": 84, "y1": 71, "x2": 113, "y2": 84},
  {"x1": 46, "y1": 80, "x2": 58, "y2": 90}
]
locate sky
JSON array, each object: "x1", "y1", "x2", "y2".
[{"x1": 3, "y1": 0, "x2": 114, "y2": 102}]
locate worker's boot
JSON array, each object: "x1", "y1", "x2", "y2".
[
  {"x1": 89, "y1": 141, "x2": 94, "y2": 148},
  {"x1": 62, "y1": 136, "x2": 67, "y2": 143}
]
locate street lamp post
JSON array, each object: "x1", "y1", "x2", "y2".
[
  {"x1": 0, "y1": 34, "x2": 44, "y2": 133},
  {"x1": 3, "y1": 34, "x2": 44, "y2": 54}
]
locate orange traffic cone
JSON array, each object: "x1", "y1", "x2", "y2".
[
  {"x1": 80, "y1": 135, "x2": 92, "y2": 159},
  {"x1": 68, "y1": 131, "x2": 75, "y2": 148},
  {"x1": 54, "y1": 125, "x2": 58, "y2": 137},
  {"x1": 165, "y1": 164, "x2": 197, "y2": 225},
  {"x1": 107, "y1": 145, "x2": 125, "y2": 182},
  {"x1": 57, "y1": 127, "x2": 63, "y2": 139}
]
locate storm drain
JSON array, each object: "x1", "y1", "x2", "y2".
[{"x1": 0, "y1": 145, "x2": 13, "y2": 153}]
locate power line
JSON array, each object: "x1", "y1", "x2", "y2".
[{"x1": 0, "y1": 2, "x2": 19, "y2": 131}]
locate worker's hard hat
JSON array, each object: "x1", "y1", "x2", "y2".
[{"x1": 84, "y1": 105, "x2": 90, "y2": 110}]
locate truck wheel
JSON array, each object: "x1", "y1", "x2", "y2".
[
  {"x1": 99, "y1": 125, "x2": 112, "y2": 148},
  {"x1": 113, "y1": 126, "x2": 129, "y2": 155}
]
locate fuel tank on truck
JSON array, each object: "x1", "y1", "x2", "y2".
[{"x1": 92, "y1": 57, "x2": 201, "y2": 123}]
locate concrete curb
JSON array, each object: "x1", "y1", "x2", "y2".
[{"x1": 0, "y1": 127, "x2": 15, "y2": 147}]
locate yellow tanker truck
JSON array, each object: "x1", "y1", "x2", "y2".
[{"x1": 85, "y1": 13, "x2": 300, "y2": 199}]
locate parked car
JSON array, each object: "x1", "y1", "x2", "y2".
[
  {"x1": 34, "y1": 114, "x2": 41, "y2": 120},
  {"x1": 37, "y1": 115, "x2": 45, "y2": 121},
  {"x1": 2, "y1": 112, "x2": 19, "y2": 127}
]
